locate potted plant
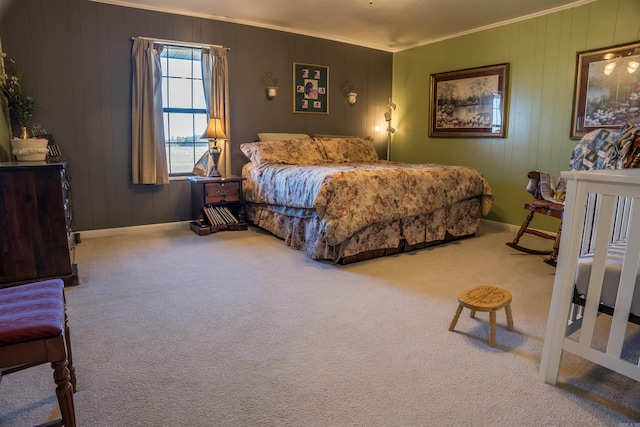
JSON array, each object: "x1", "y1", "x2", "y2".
[{"x1": 0, "y1": 53, "x2": 48, "y2": 161}]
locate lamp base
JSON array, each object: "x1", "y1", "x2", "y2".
[
  {"x1": 193, "y1": 139, "x2": 224, "y2": 177},
  {"x1": 207, "y1": 145, "x2": 222, "y2": 177}
]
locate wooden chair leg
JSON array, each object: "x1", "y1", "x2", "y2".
[
  {"x1": 544, "y1": 221, "x2": 562, "y2": 267},
  {"x1": 508, "y1": 210, "x2": 535, "y2": 247},
  {"x1": 63, "y1": 302, "x2": 76, "y2": 393},
  {"x1": 52, "y1": 359, "x2": 76, "y2": 427},
  {"x1": 506, "y1": 211, "x2": 557, "y2": 255}
]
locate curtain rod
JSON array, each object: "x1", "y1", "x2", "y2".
[{"x1": 132, "y1": 36, "x2": 230, "y2": 51}]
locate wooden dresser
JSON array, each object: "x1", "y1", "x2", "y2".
[{"x1": 0, "y1": 161, "x2": 78, "y2": 288}]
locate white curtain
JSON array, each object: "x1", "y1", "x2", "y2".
[
  {"x1": 131, "y1": 39, "x2": 168, "y2": 185},
  {"x1": 194, "y1": 46, "x2": 230, "y2": 176}
]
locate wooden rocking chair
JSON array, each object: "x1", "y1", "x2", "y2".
[{"x1": 506, "y1": 171, "x2": 563, "y2": 267}]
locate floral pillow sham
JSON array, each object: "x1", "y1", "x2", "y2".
[
  {"x1": 240, "y1": 138, "x2": 325, "y2": 166},
  {"x1": 241, "y1": 135, "x2": 378, "y2": 167},
  {"x1": 314, "y1": 136, "x2": 378, "y2": 163}
]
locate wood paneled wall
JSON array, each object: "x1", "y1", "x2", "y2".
[
  {"x1": 0, "y1": 0, "x2": 392, "y2": 231},
  {"x1": 393, "y1": 0, "x2": 640, "y2": 230}
]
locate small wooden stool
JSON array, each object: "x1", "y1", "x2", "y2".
[{"x1": 449, "y1": 285, "x2": 514, "y2": 347}]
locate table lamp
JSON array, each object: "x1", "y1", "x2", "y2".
[{"x1": 200, "y1": 117, "x2": 227, "y2": 177}]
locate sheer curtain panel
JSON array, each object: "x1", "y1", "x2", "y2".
[
  {"x1": 131, "y1": 39, "x2": 168, "y2": 185},
  {"x1": 194, "y1": 46, "x2": 230, "y2": 177}
]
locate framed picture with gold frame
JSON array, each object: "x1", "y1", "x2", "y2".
[
  {"x1": 429, "y1": 63, "x2": 509, "y2": 138},
  {"x1": 293, "y1": 62, "x2": 329, "y2": 114},
  {"x1": 570, "y1": 40, "x2": 640, "y2": 139}
]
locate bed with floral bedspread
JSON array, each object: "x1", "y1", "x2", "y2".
[{"x1": 240, "y1": 136, "x2": 493, "y2": 263}]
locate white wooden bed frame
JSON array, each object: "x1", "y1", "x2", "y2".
[{"x1": 540, "y1": 168, "x2": 640, "y2": 384}]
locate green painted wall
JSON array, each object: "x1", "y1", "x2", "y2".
[{"x1": 392, "y1": 0, "x2": 640, "y2": 231}]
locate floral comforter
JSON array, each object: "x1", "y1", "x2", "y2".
[{"x1": 243, "y1": 161, "x2": 493, "y2": 247}]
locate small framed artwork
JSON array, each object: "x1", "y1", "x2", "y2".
[
  {"x1": 293, "y1": 62, "x2": 329, "y2": 114},
  {"x1": 570, "y1": 40, "x2": 640, "y2": 139},
  {"x1": 428, "y1": 63, "x2": 509, "y2": 138}
]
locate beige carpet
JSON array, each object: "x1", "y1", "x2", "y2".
[{"x1": 1, "y1": 222, "x2": 640, "y2": 426}]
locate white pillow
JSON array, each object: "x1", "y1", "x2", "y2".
[{"x1": 258, "y1": 132, "x2": 310, "y2": 142}]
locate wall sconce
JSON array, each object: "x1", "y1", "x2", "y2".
[
  {"x1": 341, "y1": 80, "x2": 358, "y2": 104},
  {"x1": 261, "y1": 72, "x2": 278, "y2": 99}
]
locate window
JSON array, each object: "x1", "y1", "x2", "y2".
[{"x1": 160, "y1": 45, "x2": 208, "y2": 176}]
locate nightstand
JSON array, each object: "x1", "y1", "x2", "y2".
[{"x1": 188, "y1": 175, "x2": 248, "y2": 235}]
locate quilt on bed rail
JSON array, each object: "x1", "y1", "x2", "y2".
[{"x1": 243, "y1": 161, "x2": 493, "y2": 246}]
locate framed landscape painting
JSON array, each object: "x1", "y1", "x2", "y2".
[
  {"x1": 570, "y1": 40, "x2": 640, "y2": 139},
  {"x1": 429, "y1": 63, "x2": 509, "y2": 138},
  {"x1": 293, "y1": 62, "x2": 329, "y2": 114}
]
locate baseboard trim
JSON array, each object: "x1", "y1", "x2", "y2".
[
  {"x1": 77, "y1": 219, "x2": 516, "y2": 241},
  {"x1": 481, "y1": 218, "x2": 520, "y2": 233},
  {"x1": 77, "y1": 221, "x2": 192, "y2": 240}
]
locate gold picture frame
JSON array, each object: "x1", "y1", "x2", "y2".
[
  {"x1": 429, "y1": 63, "x2": 509, "y2": 138},
  {"x1": 570, "y1": 40, "x2": 640, "y2": 139}
]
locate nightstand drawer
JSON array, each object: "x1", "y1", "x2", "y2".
[{"x1": 204, "y1": 181, "x2": 241, "y2": 204}]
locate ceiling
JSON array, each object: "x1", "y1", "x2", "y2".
[{"x1": 94, "y1": 0, "x2": 595, "y2": 52}]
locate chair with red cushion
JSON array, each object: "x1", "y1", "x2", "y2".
[{"x1": 0, "y1": 279, "x2": 77, "y2": 427}]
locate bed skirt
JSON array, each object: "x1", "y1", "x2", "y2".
[{"x1": 245, "y1": 197, "x2": 481, "y2": 263}]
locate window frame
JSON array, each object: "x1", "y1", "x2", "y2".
[{"x1": 160, "y1": 44, "x2": 209, "y2": 177}]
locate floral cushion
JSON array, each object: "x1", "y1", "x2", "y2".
[
  {"x1": 313, "y1": 136, "x2": 378, "y2": 162},
  {"x1": 240, "y1": 138, "x2": 325, "y2": 166}
]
